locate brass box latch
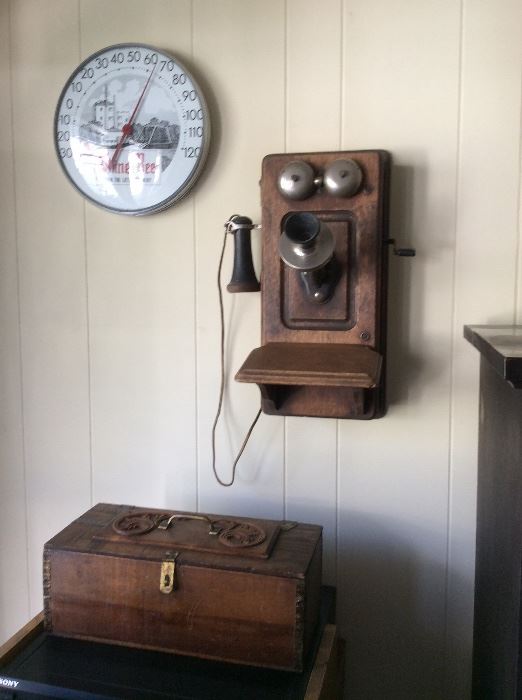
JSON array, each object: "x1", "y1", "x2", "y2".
[{"x1": 160, "y1": 552, "x2": 179, "y2": 594}]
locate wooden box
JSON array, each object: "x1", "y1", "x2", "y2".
[{"x1": 43, "y1": 503, "x2": 322, "y2": 672}]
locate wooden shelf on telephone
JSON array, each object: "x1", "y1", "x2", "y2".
[{"x1": 236, "y1": 342, "x2": 382, "y2": 419}]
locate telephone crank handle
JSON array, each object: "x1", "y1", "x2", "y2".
[{"x1": 386, "y1": 238, "x2": 416, "y2": 257}]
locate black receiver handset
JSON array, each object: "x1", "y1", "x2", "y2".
[{"x1": 225, "y1": 215, "x2": 260, "y2": 293}]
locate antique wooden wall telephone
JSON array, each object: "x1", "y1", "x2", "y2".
[{"x1": 213, "y1": 150, "x2": 414, "y2": 484}]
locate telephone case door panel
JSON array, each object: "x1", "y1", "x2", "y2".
[{"x1": 260, "y1": 151, "x2": 389, "y2": 348}]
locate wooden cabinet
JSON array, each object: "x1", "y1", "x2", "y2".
[{"x1": 465, "y1": 325, "x2": 522, "y2": 699}]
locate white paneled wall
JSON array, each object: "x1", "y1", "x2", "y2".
[{"x1": 1, "y1": 1, "x2": 521, "y2": 698}]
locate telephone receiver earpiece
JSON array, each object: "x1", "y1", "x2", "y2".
[
  {"x1": 279, "y1": 212, "x2": 338, "y2": 304},
  {"x1": 277, "y1": 158, "x2": 363, "y2": 200}
]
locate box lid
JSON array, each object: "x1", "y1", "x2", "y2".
[{"x1": 44, "y1": 503, "x2": 322, "y2": 579}]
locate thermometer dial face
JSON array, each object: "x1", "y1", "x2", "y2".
[{"x1": 54, "y1": 44, "x2": 210, "y2": 215}]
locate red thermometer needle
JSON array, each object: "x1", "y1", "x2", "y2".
[{"x1": 110, "y1": 63, "x2": 157, "y2": 168}]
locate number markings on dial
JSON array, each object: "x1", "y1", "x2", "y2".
[{"x1": 54, "y1": 44, "x2": 210, "y2": 215}]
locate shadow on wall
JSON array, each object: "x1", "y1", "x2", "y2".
[
  {"x1": 335, "y1": 510, "x2": 469, "y2": 700},
  {"x1": 386, "y1": 162, "x2": 425, "y2": 407}
]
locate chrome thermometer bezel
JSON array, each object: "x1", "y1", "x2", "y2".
[{"x1": 54, "y1": 43, "x2": 210, "y2": 215}]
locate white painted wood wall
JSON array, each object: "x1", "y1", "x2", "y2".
[{"x1": 1, "y1": 1, "x2": 521, "y2": 697}]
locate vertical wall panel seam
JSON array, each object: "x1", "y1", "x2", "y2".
[
  {"x1": 336, "y1": 419, "x2": 341, "y2": 593},
  {"x1": 443, "y1": 0, "x2": 465, "y2": 696},
  {"x1": 336, "y1": 0, "x2": 345, "y2": 589},
  {"x1": 335, "y1": 0, "x2": 344, "y2": 587},
  {"x1": 78, "y1": 0, "x2": 93, "y2": 507},
  {"x1": 7, "y1": 0, "x2": 30, "y2": 618},
  {"x1": 83, "y1": 204, "x2": 93, "y2": 505},
  {"x1": 283, "y1": 418, "x2": 287, "y2": 519},
  {"x1": 514, "y1": 67, "x2": 522, "y2": 322},
  {"x1": 283, "y1": 0, "x2": 288, "y2": 153},
  {"x1": 339, "y1": 0, "x2": 345, "y2": 150},
  {"x1": 191, "y1": 0, "x2": 200, "y2": 512},
  {"x1": 283, "y1": 0, "x2": 288, "y2": 520}
]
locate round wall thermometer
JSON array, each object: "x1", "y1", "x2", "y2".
[{"x1": 54, "y1": 43, "x2": 210, "y2": 215}]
